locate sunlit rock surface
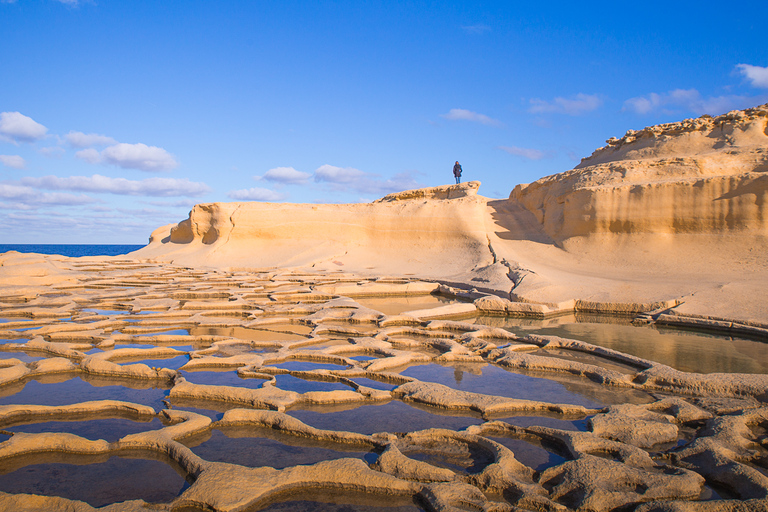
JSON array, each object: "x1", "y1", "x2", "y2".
[
  {"x1": 1, "y1": 105, "x2": 768, "y2": 510},
  {"x1": 0, "y1": 258, "x2": 767, "y2": 511}
]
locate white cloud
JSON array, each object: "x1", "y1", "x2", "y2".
[
  {"x1": 498, "y1": 146, "x2": 547, "y2": 160},
  {"x1": 20, "y1": 174, "x2": 210, "y2": 197},
  {"x1": 65, "y1": 131, "x2": 117, "y2": 148},
  {"x1": 314, "y1": 164, "x2": 366, "y2": 184},
  {"x1": 0, "y1": 111, "x2": 48, "y2": 143},
  {"x1": 100, "y1": 143, "x2": 178, "y2": 172},
  {"x1": 228, "y1": 187, "x2": 286, "y2": 201},
  {"x1": 528, "y1": 93, "x2": 602, "y2": 116},
  {"x1": 75, "y1": 148, "x2": 102, "y2": 164},
  {"x1": 622, "y1": 88, "x2": 766, "y2": 116},
  {"x1": 0, "y1": 155, "x2": 26, "y2": 169},
  {"x1": 261, "y1": 166, "x2": 311, "y2": 184},
  {"x1": 39, "y1": 146, "x2": 65, "y2": 158},
  {"x1": 736, "y1": 64, "x2": 768, "y2": 88},
  {"x1": 314, "y1": 165, "x2": 423, "y2": 196},
  {"x1": 0, "y1": 183, "x2": 94, "y2": 205},
  {"x1": 441, "y1": 108, "x2": 502, "y2": 126}
]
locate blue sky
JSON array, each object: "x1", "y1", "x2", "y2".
[{"x1": 1, "y1": 0, "x2": 767, "y2": 244}]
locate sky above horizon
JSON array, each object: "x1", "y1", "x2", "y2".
[{"x1": 2, "y1": 0, "x2": 768, "y2": 244}]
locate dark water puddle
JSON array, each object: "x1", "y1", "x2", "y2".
[
  {"x1": 81, "y1": 308, "x2": 129, "y2": 315},
  {"x1": 5, "y1": 417, "x2": 165, "y2": 443},
  {"x1": 488, "y1": 436, "x2": 567, "y2": 472},
  {"x1": 258, "y1": 490, "x2": 424, "y2": 512},
  {"x1": 269, "y1": 361, "x2": 349, "y2": 371},
  {"x1": 137, "y1": 329, "x2": 190, "y2": 337},
  {"x1": 401, "y1": 363, "x2": 604, "y2": 408},
  {"x1": 180, "y1": 370, "x2": 267, "y2": 389},
  {"x1": 274, "y1": 374, "x2": 350, "y2": 393},
  {"x1": 168, "y1": 403, "x2": 224, "y2": 421},
  {"x1": 182, "y1": 427, "x2": 370, "y2": 469},
  {"x1": 349, "y1": 377, "x2": 397, "y2": 391},
  {"x1": 349, "y1": 355, "x2": 380, "y2": 361},
  {"x1": 289, "y1": 400, "x2": 483, "y2": 435},
  {"x1": 527, "y1": 348, "x2": 643, "y2": 374},
  {"x1": 114, "y1": 343, "x2": 194, "y2": 352},
  {"x1": 477, "y1": 317, "x2": 768, "y2": 374},
  {"x1": 404, "y1": 442, "x2": 494, "y2": 475},
  {"x1": 119, "y1": 355, "x2": 189, "y2": 370},
  {"x1": 0, "y1": 452, "x2": 189, "y2": 507},
  {"x1": 0, "y1": 338, "x2": 29, "y2": 345},
  {"x1": 0, "y1": 351, "x2": 42, "y2": 362},
  {"x1": 0, "y1": 375, "x2": 169, "y2": 410}
]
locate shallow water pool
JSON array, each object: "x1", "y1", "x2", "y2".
[{"x1": 476, "y1": 316, "x2": 768, "y2": 374}]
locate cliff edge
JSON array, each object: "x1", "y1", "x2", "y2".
[{"x1": 133, "y1": 105, "x2": 768, "y2": 324}]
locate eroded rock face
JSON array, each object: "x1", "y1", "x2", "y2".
[
  {"x1": 510, "y1": 104, "x2": 768, "y2": 242},
  {"x1": 0, "y1": 254, "x2": 767, "y2": 511},
  {"x1": 139, "y1": 181, "x2": 493, "y2": 277}
]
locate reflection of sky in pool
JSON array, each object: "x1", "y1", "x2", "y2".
[
  {"x1": 289, "y1": 400, "x2": 483, "y2": 435},
  {"x1": 0, "y1": 351, "x2": 43, "y2": 362},
  {"x1": 401, "y1": 363, "x2": 604, "y2": 408},
  {"x1": 0, "y1": 455, "x2": 188, "y2": 507},
  {"x1": 0, "y1": 376, "x2": 169, "y2": 410},
  {"x1": 476, "y1": 317, "x2": 768, "y2": 374},
  {"x1": 268, "y1": 361, "x2": 349, "y2": 371},
  {"x1": 489, "y1": 436, "x2": 567, "y2": 472},
  {"x1": 184, "y1": 428, "x2": 371, "y2": 469},
  {"x1": 6, "y1": 417, "x2": 165, "y2": 443}
]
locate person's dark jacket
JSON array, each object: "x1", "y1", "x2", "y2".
[{"x1": 453, "y1": 163, "x2": 462, "y2": 177}]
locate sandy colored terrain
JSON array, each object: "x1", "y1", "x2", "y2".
[
  {"x1": 132, "y1": 104, "x2": 768, "y2": 326},
  {"x1": 0, "y1": 104, "x2": 766, "y2": 511}
]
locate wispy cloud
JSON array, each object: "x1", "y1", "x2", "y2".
[
  {"x1": 0, "y1": 112, "x2": 48, "y2": 143},
  {"x1": 314, "y1": 164, "x2": 422, "y2": 196},
  {"x1": 228, "y1": 187, "x2": 286, "y2": 201},
  {"x1": 498, "y1": 146, "x2": 547, "y2": 160},
  {"x1": 0, "y1": 183, "x2": 94, "y2": 205},
  {"x1": 39, "y1": 146, "x2": 65, "y2": 158},
  {"x1": 20, "y1": 174, "x2": 210, "y2": 197},
  {"x1": 0, "y1": 155, "x2": 26, "y2": 169},
  {"x1": 75, "y1": 142, "x2": 178, "y2": 172},
  {"x1": 314, "y1": 164, "x2": 366, "y2": 184},
  {"x1": 622, "y1": 88, "x2": 767, "y2": 116},
  {"x1": 259, "y1": 166, "x2": 311, "y2": 184},
  {"x1": 736, "y1": 64, "x2": 768, "y2": 88},
  {"x1": 65, "y1": 131, "x2": 118, "y2": 148},
  {"x1": 441, "y1": 108, "x2": 502, "y2": 126},
  {"x1": 528, "y1": 93, "x2": 602, "y2": 116},
  {"x1": 462, "y1": 24, "x2": 491, "y2": 34}
]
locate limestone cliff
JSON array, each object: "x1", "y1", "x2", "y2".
[
  {"x1": 510, "y1": 104, "x2": 768, "y2": 242},
  {"x1": 138, "y1": 181, "x2": 495, "y2": 276}
]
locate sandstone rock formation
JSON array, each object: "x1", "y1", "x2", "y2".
[
  {"x1": 132, "y1": 104, "x2": 768, "y2": 327},
  {"x1": 510, "y1": 104, "x2": 768, "y2": 242}
]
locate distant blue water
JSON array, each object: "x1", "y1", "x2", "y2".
[{"x1": 0, "y1": 245, "x2": 145, "y2": 257}]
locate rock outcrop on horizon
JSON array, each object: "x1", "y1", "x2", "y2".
[
  {"x1": 510, "y1": 104, "x2": 768, "y2": 243},
  {"x1": 138, "y1": 181, "x2": 494, "y2": 277},
  {"x1": 133, "y1": 104, "x2": 768, "y2": 325}
]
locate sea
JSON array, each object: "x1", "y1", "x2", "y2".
[{"x1": 0, "y1": 245, "x2": 146, "y2": 257}]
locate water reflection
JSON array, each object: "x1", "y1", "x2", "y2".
[
  {"x1": 475, "y1": 316, "x2": 768, "y2": 374},
  {"x1": 354, "y1": 294, "x2": 459, "y2": 316},
  {"x1": 0, "y1": 451, "x2": 189, "y2": 507}
]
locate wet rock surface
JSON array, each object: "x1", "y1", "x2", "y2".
[{"x1": 0, "y1": 258, "x2": 767, "y2": 511}]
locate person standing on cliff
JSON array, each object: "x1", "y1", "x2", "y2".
[{"x1": 453, "y1": 161, "x2": 462, "y2": 184}]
